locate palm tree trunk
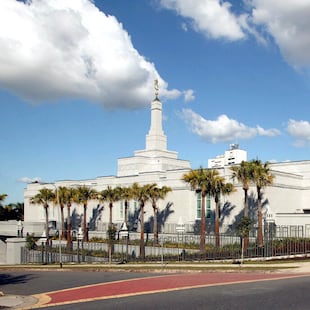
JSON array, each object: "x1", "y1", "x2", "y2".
[
  {"x1": 66, "y1": 204, "x2": 72, "y2": 250},
  {"x1": 83, "y1": 204, "x2": 87, "y2": 242},
  {"x1": 61, "y1": 205, "x2": 65, "y2": 239},
  {"x1": 124, "y1": 200, "x2": 128, "y2": 225},
  {"x1": 200, "y1": 192, "x2": 206, "y2": 254},
  {"x1": 215, "y1": 197, "x2": 220, "y2": 247},
  {"x1": 153, "y1": 205, "x2": 158, "y2": 244},
  {"x1": 257, "y1": 187, "x2": 263, "y2": 248},
  {"x1": 108, "y1": 203, "x2": 113, "y2": 262},
  {"x1": 109, "y1": 203, "x2": 113, "y2": 225},
  {"x1": 243, "y1": 189, "x2": 249, "y2": 250},
  {"x1": 140, "y1": 203, "x2": 145, "y2": 259},
  {"x1": 44, "y1": 205, "x2": 49, "y2": 245}
]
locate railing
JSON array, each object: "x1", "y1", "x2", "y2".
[{"x1": 21, "y1": 232, "x2": 310, "y2": 264}]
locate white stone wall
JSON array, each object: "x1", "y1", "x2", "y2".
[{"x1": 23, "y1": 160, "x2": 310, "y2": 235}]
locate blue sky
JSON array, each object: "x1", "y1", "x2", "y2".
[{"x1": 1, "y1": 0, "x2": 310, "y2": 204}]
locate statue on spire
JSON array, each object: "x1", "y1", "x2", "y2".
[{"x1": 154, "y1": 79, "x2": 159, "y2": 98}]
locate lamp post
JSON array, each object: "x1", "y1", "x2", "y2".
[
  {"x1": 17, "y1": 220, "x2": 22, "y2": 237},
  {"x1": 40, "y1": 231, "x2": 47, "y2": 264},
  {"x1": 176, "y1": 217, "x2": 185, "y2": 260},
  {"x1": 77, "y1": 227, "x2": 83, "y2": 264},
  {"x1": 119, "y1": 222, "x2": 129, "y2": 263},
  {"x1": 51, "y1": 183, "x2": 63, "y2": 268}
]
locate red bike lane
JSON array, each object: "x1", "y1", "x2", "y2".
[{"x1": 33, "y1": 272, "x2": 307, "y2": 308}]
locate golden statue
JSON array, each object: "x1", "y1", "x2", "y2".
[{"x1": 154, "y1": 79, "x2": 159, "y2": 97}]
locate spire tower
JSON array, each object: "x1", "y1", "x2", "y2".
[
  {"x1": 117, "y1": 79, "x2": 191, "y2": 177},
  {"x1": 145, "y1": 79, "x2": 167, "y2": 151}
]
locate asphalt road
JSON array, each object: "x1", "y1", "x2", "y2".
[
  {"x1": 1, "y1": 270, "x2": 310, "y2": 310},
  {"x1": 0, "y1": 270, "x2": 157, "y2": 295}
]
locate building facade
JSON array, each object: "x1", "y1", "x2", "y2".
[{"x1": 24, "y1": 84, "x2": 310, "y2": 237}]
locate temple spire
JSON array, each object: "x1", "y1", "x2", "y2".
[{"x1": 145, "y1": 79, "x2": 167, "y2": 151}]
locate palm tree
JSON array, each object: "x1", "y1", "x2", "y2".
[
  {"x1": 149, "y1": 185, "x2": 172, "y2": 244},
  {"x1": 251, "y1": 159, "x2": 274, "y2": 248},
  {"x1": 75, "y1": 186, "x2": 98, "y2": 242},
  {"x1": 120, "y1": 186, "x2": 133, "y2": 226},
  {"x1": 230, "y1": 161, "x2": 253, "y2": 249},
  {"x1": 100, "y1": 186, "x2": 122, "y2": 263},
  {"x1": 30, "y1": 188, "x2": 55, "y2": 243},
  {"x1": 100, "y1": 186, "x2": 122, "y2": 227},
  {"x1": 6, "y1": 202, "x2": 24, "y2": 221},
  {"x1": 131, "y1": 182, "x2": 156, "y2": 259},
  {"x1": 56, "y1": 187, "x2": 67, "y2": 240},
  {"x1": 64, "y1": 187, "x2": 76, "y2": 249},
  {"x1": 182, "y1": 167, "x2": 210, "y2": 254},
  {"x1": 237, "y1": 217, "x2": 252, "y2": 263},
  {"x1": 208, "y1": 172, "x2": 235, "y2": 247},
  {"x1": 0, "y1": 194, "x2": 7, "y2": 205}
]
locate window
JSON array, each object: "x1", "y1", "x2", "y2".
[
  {"x1": 197, "y1": 192, "x2": 211, "y2": 219},
  {"x1": 206, "y1": 194, "x2": 211, "y2": 218},
  {"x1": 120, "y1": 201, "x2": 124, "y2": 219},
  {"x1": 197, "y1": 192, "x2": 202, "y2": 218}
]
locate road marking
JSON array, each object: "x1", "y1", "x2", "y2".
[{"x1": 25, "y1": 273, "x2": 310, "y2": 309}]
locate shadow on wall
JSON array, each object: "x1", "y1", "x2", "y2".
[
  {"x1": 228, "y1": 192, "x2": 269, "y2": 234},
  {"x1": 127, "y1": 202, "x2": 174, "y2": 234},
  {"x1": 88, "y1": 204, "x2": 104, "y2": 231},
  {"x1": 193, "y1": 201, "x2": 236, "y2": 235},
  {"x1": 71, "y1": 209, "x2": 82, "y2": 232}
]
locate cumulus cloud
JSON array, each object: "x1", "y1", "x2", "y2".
[
  {"x1": 181, "y1": 109, "x2": 281, "y2": 143},
  {"x1": 183, "y1": 89, "x2": 195, "y2": 102},
  {"x1": 287, "y1": 119, "x2": 310, "y2": 147},
  {"x1": 158, "y1": 0, "x2": 310, "y2": 69},
  {"x1": 159, "y1": 0, "x2": 245, "y2": 41},
  {"x1": 0, "y1": 0, "x2": 184, "y2": 109},
  {"x1": 251, "y1": 0, "x2": 310, "y2": 68},
  {"x1": 18, "y1": 177, "x2": 42, "y2": 184}
]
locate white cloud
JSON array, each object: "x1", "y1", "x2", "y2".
[
  {"x1": 181, "y1": 109, "x2": 281, "y2": 143},
  {"x1": 159, "y1": 0, "x2": 310, "y2": 69},
  {"x1": 18, "y1": 176, "x2": 42, "y2": 184},
  {"x1": 256, "y1": 126, "x2": 280, "y2": 137},
  {"x1": 159, "y1": 0, "x2": 245, "y2": 41},
  {"x1": 0, "y1": 0, "x2": 184, "y2": 109},
  {"x1": 251, "y1": 0, "x2": 310, "y2": 68},
  {"x1": 183, "y1": 89, "x2": 195, "y2": 102},
  {"x1": 287, "y1": 119, "x2": 310, "y2": 147}
]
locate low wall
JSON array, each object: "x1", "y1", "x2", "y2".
[
  {"x1": 0, "y1": 240, "x2": 6, "y2": 264},
  {"x1": 0, "y1": 221, "x2": 44, "y2": 238},
  {"x1": 6, "y1": 238, "x2": 27, "y2": 264}
]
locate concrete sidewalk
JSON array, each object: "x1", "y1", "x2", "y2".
[{"x1": 0, "y1": 293, "x2": 37, "y2": 309}]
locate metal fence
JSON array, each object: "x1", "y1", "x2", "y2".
[{"x1": 21, "y1": 226, "x2": 310, "y2": 264}]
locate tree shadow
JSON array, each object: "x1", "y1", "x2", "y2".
[
  {"x1": 127, "y1": 202, "x2": 174, "y2": 235},
  {"x1": 193, "y1": 201, "x2": 236, "y2": 235},
  {"x1": 71, "y1": 209, "x2": 82, "y2": 232},
  {"x1": 127, "y1": 208, "x2": 140, "y2": 232},
  {"x1": 158, "y1": 202, "x2": 175, "y2": 233},
  {"x1": 228, "y1": 191, "x2": 270, "y2": 234},
  {"x1": 88, "y1": 204, "x2": 104, "y2": 231},
  {"x1": 0, "y1": 273, "x2": 37, "y2": 285}
]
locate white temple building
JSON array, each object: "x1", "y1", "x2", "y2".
[{"x1": 23, "y1": 82, "x2": 310, "y2": 237}]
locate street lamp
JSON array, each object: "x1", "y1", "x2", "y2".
[
  {"x1": 51, "y1": 183, "x2": 63, "y2": 268},
  {"x1": 40, "y1": 231, "x2": 47, "y2": 264},
  {"x1": 176, "y1": 217, "x2": 185, "y2": 260},
  {"x1": 77, "y1": 227, "x2": 83, "y2": 263},
  {"x1": 119, "y1": 222, "x2": 129, "y2": 263}
]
